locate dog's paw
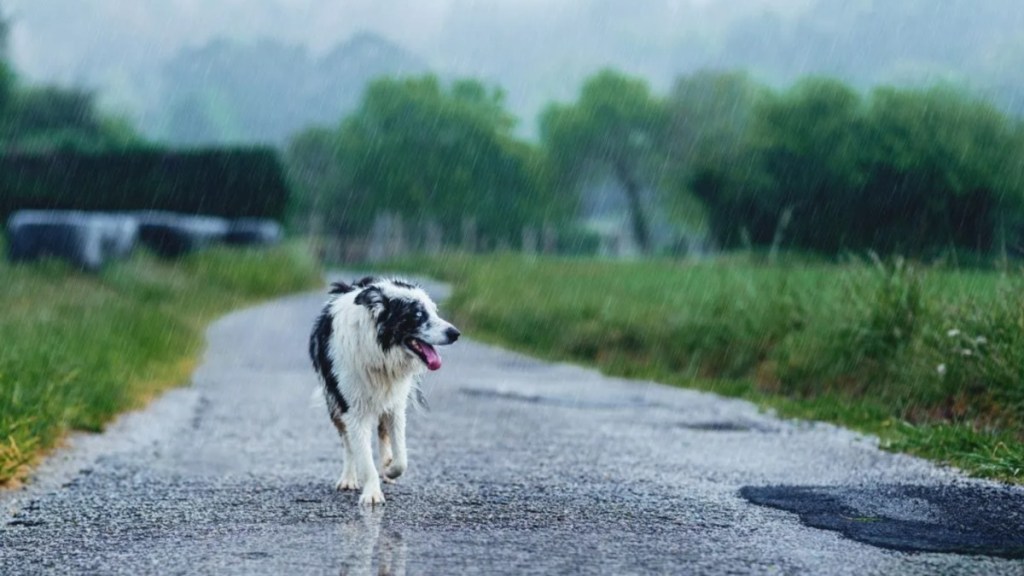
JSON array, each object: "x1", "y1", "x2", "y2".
[
  {"x1": 359, "y1": 486, "x2": 386, "y2": 506},
  {"x1": 383, "y1": 461, "x2": 406, "y2": 481},
  {"x1": 336, "y1": 474, "x2": 360, "y2": 491}
]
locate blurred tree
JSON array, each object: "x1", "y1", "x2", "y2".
[
  {"x1": 0, "y1": 10, "x2": 16, "y2": 129},
  {"x1": 286, "y1": 127, "x2": 346, "y2": 233},
  {"x1": 666, "y1": 70, "x2": 763, "y2": 175},
  {"x1": 689, "y1": 75, "x2": 1024, "y2": 257},
  {"x1": 693, "y1": 77, "x2": 863, "y2": 250},
  {"x1": 0, "y1": 10, "x2": 140, "y2": 153},
  {"x1": 744, "y1": 77, "x2": 865, "y2": 252},
  {"x1": 290, "y1": 67, "x2": 1024, "y2": 259},
  {"x1": 1, "y1": 86, "x2": 140, "y2": 152},
  {"x1": 663, "y1": 70, "x2": 764, "y2": 235},
  {"x1": 858, "y1": 86, "x2": 1024, "y2": 254},
  {"x1": 540, "y1": 70, "x2": 668, "y2": 254},
  {"x1": 287, "y1": 75, "x2": 567, "y2": 248},
  {"x1": 0, "y1": 60, "x2": 14, "y2": 121}
]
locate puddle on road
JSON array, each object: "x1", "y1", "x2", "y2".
[
  {"x1": 675, "y1": 420, "x2": 777, "y2": 433},
  {"x1": 740, "y1": 484, "x2": 1024, "y2": 559},
  {"x1": 459, "y1": 387, "x2": 660, "y2": 410}
]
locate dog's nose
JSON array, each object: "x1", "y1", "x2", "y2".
[{"x1": 445, "y1": 327, "x2": 461, "y2": 343}]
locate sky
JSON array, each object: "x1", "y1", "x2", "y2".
[
  {"x1": 6, "y1": 0, "x2": 441, "y2": 79},
  {"x1": 3, "y1": 0, "x2": 805, "y2": 88},
  {"x1": 4, "y1": 0, "x2": 1021, "y2": 139}
]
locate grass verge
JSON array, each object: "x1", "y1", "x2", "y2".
[
  {"x1": 0, "y1": 242, "x2": 321, "y2": 484},
  {"x1": 387, "y1": 253, "x2": 1024, "y2": 483}
]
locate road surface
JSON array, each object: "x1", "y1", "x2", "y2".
[{"x1": 2, "y1": 278, "x2": 1023, "y2": 574}]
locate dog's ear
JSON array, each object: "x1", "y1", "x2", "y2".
[
  {"x1": 355, "y1": 286, "x2": 387, "y2": 314},
  {"x1": 329, "y1": 281, "x2": 354, "y2": 295},
  {"x1": 353, "y1": 276, "x2": 378, "y2": 288}
]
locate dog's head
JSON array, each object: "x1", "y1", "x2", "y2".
[{"x1": 334, "y1": 277, "x2": 460, "y2": 371}]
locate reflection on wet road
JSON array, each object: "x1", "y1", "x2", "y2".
[{"x1": 337, "y1": 509, "x2": 405, "y2": 576}]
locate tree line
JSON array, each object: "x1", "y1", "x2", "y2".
[
  {"x1": 0, "y1": 17, "x2": 139, "y2": 154},
  {"x1": 686, "y1": 75, "x2": 1024, "y2": 257},
  {"x1": 288, "y1": 69, "x2": 1024, "y2": 259}
]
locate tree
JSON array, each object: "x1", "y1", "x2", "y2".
[
  {"x1": 687, "y1": 75, "x2": 1024, "y2": 257},
  {"x1": 666, "y1": 70, "x2": 762, "y2": 175},
  {"x1": 0, "y1": 10, "x2": 141, "y2": 152},
  {"x1": 287, "y1": 75, "x2": 567, "y2": 248},
  {"x1": 663, "y1": 70, "x2": 764, "y2": 236},
  {"x1": 540, "y1": 70, "x2": 668, "y2": 253},
  {"x1": 1, "y1": 86, "x2": 140, "y2": 152},
  {"x1": 859, "y1": 86, "x2": 1024, "y2": 254},
  {"x1": 286, "y1": 127, "x2": 344, "y2": 232},
  {"x1": 688, "y1": 77, "x2": 866, "y2": 251},
  {"x1": 0, "y1": 11, "x2": 16, "y2": 131},
  {"x1": 749, "y1": 78, "x2": 866, "y2": 251}
]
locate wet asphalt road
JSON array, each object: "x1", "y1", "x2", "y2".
[{"x1": 2, "y1": 278, "x2": 1023, "y2": 575}]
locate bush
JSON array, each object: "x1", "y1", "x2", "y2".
[{"x1": 0, "y1": 147, "x2": 291, "y2": 223}]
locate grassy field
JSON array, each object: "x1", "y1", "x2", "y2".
[
  {"x1": 0, "y1": 242, "x2": 321, "y2": 485},
  {"x1": 390, "y1": 253, "x2": 1024, "y2": 482}
]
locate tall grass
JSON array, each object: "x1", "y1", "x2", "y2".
[
  {"x1": 0, "y1": 242, "x2": 321, "y2": 484},
  {"x1": 393, "y1": 253, "x2": 1024, "y2": 481}
]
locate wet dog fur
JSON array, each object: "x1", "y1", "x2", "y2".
[{"x1": 309, "y1": 277, "x2": 459, "y2": 506}]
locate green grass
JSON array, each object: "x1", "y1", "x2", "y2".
[
  {"x1": 387, "y1": 253, "x2": 1024, "y2": 482},
  {"x1": 0, "y1": 242, "x2": 321, "y2": 484}
]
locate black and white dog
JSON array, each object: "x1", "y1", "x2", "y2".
[{"x1": 309, "y1": 277, "x2": 460, "y2": 506}]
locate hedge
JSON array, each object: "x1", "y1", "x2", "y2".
[{"x1": 0, "y1": 147, "x2": 290, "y2": 222}]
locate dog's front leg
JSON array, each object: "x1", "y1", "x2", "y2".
[
  {"x1": 348, "y1": 415, "x2": 385, "y2": 506},
  {"x1": 332, "y1": 417, "x2": 360, "y2": 491},
  {"x1": 336, "y1": 434, "x2": 360, "y2": 491},
  {"x1": 378, "y1": 415, "x2": 394, "y2": 472},
  {"x1": 383, "y1": 405, "x2": 407, "y2": 482}
]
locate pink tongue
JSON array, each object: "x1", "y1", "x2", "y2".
[{"x1": 421, "y1": 342, "x2": 442, "y2": 371}]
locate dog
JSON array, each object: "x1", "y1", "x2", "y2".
[{"x1": 309, "y1": 276, "x2": 460, "y2": 506}]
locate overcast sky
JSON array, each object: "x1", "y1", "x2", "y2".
[
  {"x1": 6, "y1": 0, "x2": 1020, "y2": 137},
  {"x1": 3, "y1": 0, "x2": 809, "y2": 83}
]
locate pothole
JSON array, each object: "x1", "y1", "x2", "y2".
[{"x1": 740, "y1": 484, "x2": 1024, "y2": 559}]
